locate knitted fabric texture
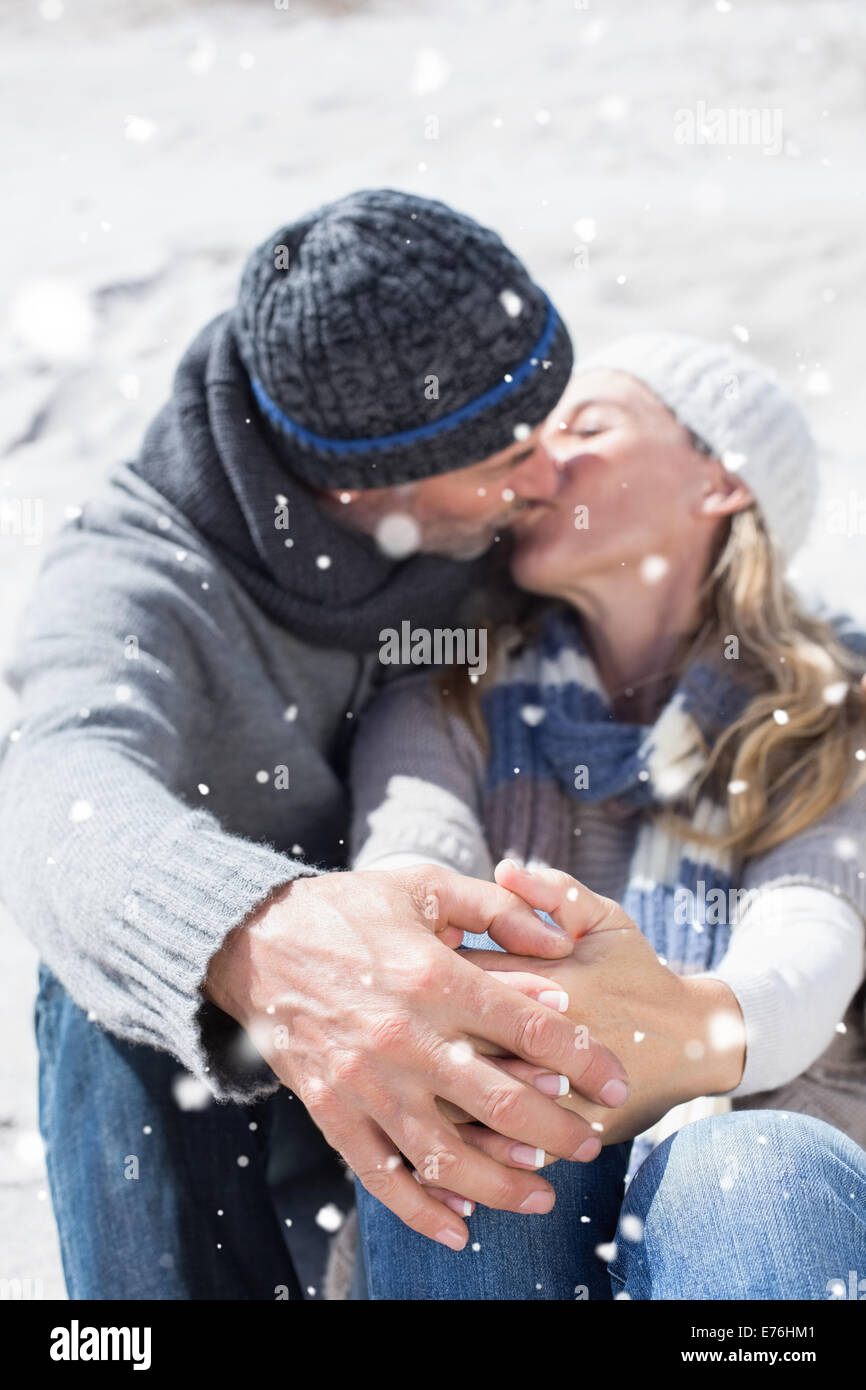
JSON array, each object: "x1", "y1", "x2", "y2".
[
  {"x1": 233, "y1": 188, "x2": 574, "y2": 489},
  {"x1": 575, "y1": 332, "x2": 819, "y2": 561}
]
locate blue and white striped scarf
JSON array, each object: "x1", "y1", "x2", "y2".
[{"x1": 479, "y1": 605, "x2": 864, "y2": 975}]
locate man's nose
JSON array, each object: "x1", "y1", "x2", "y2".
[{"x1": 510, "y1": 439, "x2": 561, "y2": 501}]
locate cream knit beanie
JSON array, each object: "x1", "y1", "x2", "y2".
[{"x1": 574, "y1": 332, "x2": 819, "y2": 563}]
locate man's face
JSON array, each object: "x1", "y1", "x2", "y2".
[{"x1": 322, "y1": 424, "x2": 561, "y2": 560}]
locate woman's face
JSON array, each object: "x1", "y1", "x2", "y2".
[{"x1": 510, "y1": 368, "x2": 719, "y2": 597}]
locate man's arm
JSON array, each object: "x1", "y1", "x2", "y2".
[{"x1": 0, "y1": 511, "x2": 311, "y2": 1102}]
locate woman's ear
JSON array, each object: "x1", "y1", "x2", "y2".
[{"x1": 698, "y1": 463, "x2": 754, "y2": 519}]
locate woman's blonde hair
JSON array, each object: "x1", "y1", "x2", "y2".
[
  {"x1": 679, "y1": 505, "x2": 866, "y2": 855},
  {"x1": 441, "y1": 504, "x2": 866, "y2": 859}
]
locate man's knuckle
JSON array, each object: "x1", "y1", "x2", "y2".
[
  {"x1": 513, "y1": 1005, "x2": 558, "y2": 1060},
  {"x1": 484, "y1": 1082, "x2": 524, "y2": 1129},
  {"x1": 366, "y1": 1009, "x2": 415, "y2": 1056}
]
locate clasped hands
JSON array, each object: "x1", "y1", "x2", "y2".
[{"x1": 429, "y1": 858, "x2": 746, "y2": 1198}]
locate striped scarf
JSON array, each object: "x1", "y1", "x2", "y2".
[{"x1": 479, "y1": 605, "x2": 863, "y2": 976}]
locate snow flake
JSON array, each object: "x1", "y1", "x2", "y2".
[
  {"x1": 719, "y1": 1154, "x2": 738, "y2": 1191},
  {"x1": 283, "y1": 704, "x2": 298, "y2": 722},
  {"x1": 316, "y1": 554, "x2": 331, "y2": 570},
  {"x1": 822, "y1": 680, "x2": 849, "y2": 706},
  {"x1": 143, "y1": 1125, "x2": 152, "y2": 1135},
  {"x1": 255, "y1": 769, "x2": 269, "y2": 784},
  {"x1": 573, "y1": 217, "x2": 597, "y2": 243},
  {"x1": 501, "y1": 488, "x2": 516, "y2": 503},
  {"x1": 315, "y1": 1203, "x2": 345, "y2": 1233},
  {"x1": 449, "y1": 1040, "x2": 474, "y2": 1066},
  {"x1": 834, "y1": 836, "x2": 858, "y2": 861},
  {"x1": 236, "y1": 1155, "x2": 250, "y2": 1168},
  {"x1": 471, "y1": 1241, "x2": 481, "y2": 1252},
  {"x1": 535, "y1": 109, "x2": 551, "y2": 126},
  {"x1": 409, "y1": 48, "x2": 451, "y2": 96},
  {"x1": 620, "y1": 1213, "x2": 644, "y2": 1242},
  {"x1": 732, "y1": 324, "x2": 749, "y2": 343},
  {"x1": 580, "y1": 1215, "x2": 590, "y2": 1223},
  {"x1": 728, "y1": 778, "x2": 749, "y2": 795},
  {"x1": 69, "y1": 799, "x2": 93, "y2": 822},
  {"x1": 512, "y1": 422, "x2": 532, "y2": 441},
  {"x1": 499, "y1": 289, "x2": 523, "y2": 318},
  {"x1": 772, "y1": 708, "x2": 789, "y2": 725},
  {"x1": 633, "y1": 1031, "x2": 645, "y2": 1043},
  {"x1": 805, "y1": 369, "x2": 832, "y2": 396},
  {"x1": 639, "y1": 554, "x2": 669, "y2": 585},
  {"x1": 566, "y1": 887, "x2": 579, "y2": 902},
  {"x1": 115, "y1": 684, "x2": 132, "y2": 702},
  {"x1": 172, "y1": 1074, "x2": 211, "y2": 1111},
  {"x1": 520, "y1": 704, "x2": 546, "y2": 727},
  {"x1": 836, "y1": 1021, "x2": 848, "y2": 1034},
  {"x1": 855, "y1": 749, "x2": 866, "y2": 762},
  {"x1": 722, "y1": 451, "x2": 747, "y2": 472},
  {"x1": 124, "y1": 115, "x2": 158, "y2": 144},
  {"x1": 186, "y1": 38, "x2": 216, "y2": 74},
  {"x1": 291, "y1": 843, "x2": 304, "y2": 856},
  {"x1": 306, "y1": 1286, "x2": 316, "y2": 1297},
  {"x1": 156, "y1": 515, "x2": 171, "y2": 531},
  {"x1": 597, "y1": 95, "x2": 629, "y2": 121},
  {"x1": 198, "y1": 783, "x2": 210, "y2": 796},
  {"x1": 118, "y1": 373, "x2": 139, "y2": 401},
  {"x1": 11, "y1": 278, "x2": 95, "y2": 361},
  {"x1": 595, "y1": 1240, "x2": 617, "y2": 1262},
  {"x1": 375, "y1": 513, "x2": 420, "y2": 559},
  {"x1": 8, "y1": 728, "x2": 21, "y2": 742}
]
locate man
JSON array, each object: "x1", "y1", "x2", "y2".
[{"x1": 0, "y1": 189, "x2": 628, "y2": 1299}]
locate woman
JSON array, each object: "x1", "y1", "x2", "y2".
[{"x1": 346, "y1": 332, "x2": 866, "y2": 1299}]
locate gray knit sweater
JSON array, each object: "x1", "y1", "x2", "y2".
[{"x1": 0, "y1": 465, "x2": 383, "y2": 1102}]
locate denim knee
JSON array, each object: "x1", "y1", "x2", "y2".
[{"x1": 608, "y1": 1110, "x2": 866, "y2": 1300}]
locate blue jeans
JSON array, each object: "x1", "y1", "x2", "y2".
[
  {"x1": 356, "y1": 1110, "x2": 866, "y2": 1299},
  {"x1": 35, "y1": 963, "x2": 343, "y2": 1299}
]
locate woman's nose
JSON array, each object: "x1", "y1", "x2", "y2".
[{"x1": 511, "y1": 439, "x2": 562, "y2": 500}]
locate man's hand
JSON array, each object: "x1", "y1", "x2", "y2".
[{"x1": 203, "y1": 864, "x2": 630, "y2": 1250}]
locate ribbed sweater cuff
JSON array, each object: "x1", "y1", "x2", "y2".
[
  {"x1": 124, "y1": 809, "x2": 320, "y2": 1103},
  {"x1": 702, "y1": 962, "x2": 783, "y2": 1098}
]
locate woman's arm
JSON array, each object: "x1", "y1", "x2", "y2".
[
  {"x1": 350, "y1": 671, "x2": 495, "y2": 881},
  {"x1": 703, "y1": 883, "x2": 865, "y2": 1097}
]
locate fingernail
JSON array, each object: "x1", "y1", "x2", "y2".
[
  {"x1": 435, "y1": 1228, "x2": 467, "y2": 1251},
  {"x1": 536, "y1": 910, "x2": 568, "y2": 935},
  {"x1": 510, "y1": 1143, "x2": 545, "y2": 1169},
  {"x1": 573, "y1": 1137, "x2": 602, "y2": 1162},
  {"x1": 538, "y1": 989, "x2": 569, "y2": 1012},
  {"x1": 442, "y1": 1195, "x2": 474, "y2": 1218},
  {"x1": 599, "y1": 1079, "x2": 630, "y2": 1107},
  {"x1": 533, "y1": 1072, "x2": 570, "y2": 1097},
  {"x1": 519, "y1": 1189, "x2": 555, "y2": 1214}
]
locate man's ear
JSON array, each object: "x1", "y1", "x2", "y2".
[{"x1": 698, "y1": 463, "x2": 754, "y2": 519}]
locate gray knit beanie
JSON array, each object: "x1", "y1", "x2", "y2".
[
  {"x1": 575, "y1": 332, "x2": 819, "y2": 562},
  {"x1": 233, "y1": 189, "x2": 573, "y2": 490}
]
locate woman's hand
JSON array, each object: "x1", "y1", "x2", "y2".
[{"x1": 439, "y1": 861, "x2": 746, "y2": 1163}]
